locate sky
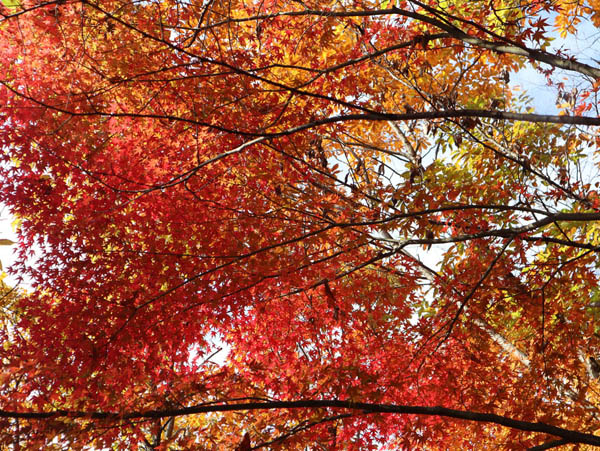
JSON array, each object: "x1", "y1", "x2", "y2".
[
  {"x1": 514, "y1": 13, "x2": 600, "y2": 115},
  {"x1": 0, "y1": 207, "x2": 18, "y2": 287}
]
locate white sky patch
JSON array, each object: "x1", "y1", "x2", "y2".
[{"x1": 0, "y1": 209, "x2": 20, "y2": 287}]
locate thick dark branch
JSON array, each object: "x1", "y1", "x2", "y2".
[
  {"x1": 376, "y1": 211, "x2": 600, "y2": 247},
  {"x1": 4, "y1": 82, "x2": 600, "y2": 134},
  {"x1": 345, "y1": 208, "x2": 596, "y2": 229},
  {"x1": 405, "y1": 0, "x2": 600, "y2": 79},
  {"x1": 181, "y1": 5, "x2": 600, "y2": 79},
  {"x1": 2, "y1": 400, "x2": 600, "y2": 446}
]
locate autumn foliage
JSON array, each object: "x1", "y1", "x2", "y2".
[{"x1": 2, "y1": 0, "x2": 600, "y2": 448}]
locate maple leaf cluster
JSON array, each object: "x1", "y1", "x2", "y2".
[{"x1": 1, "y1": 0, "x2": 600, "y2": 449}]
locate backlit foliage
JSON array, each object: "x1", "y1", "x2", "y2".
[{"x1": 1, "y1": 0, "x2": 600, "y2": 448}]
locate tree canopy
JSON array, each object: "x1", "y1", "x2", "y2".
[{"x1": 2, "y1": 0, "x2": 600, "y2": 448}]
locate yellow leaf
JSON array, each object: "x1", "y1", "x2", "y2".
[{"x1": 1, "y1": 0, "x2": 20, "y2": 8}]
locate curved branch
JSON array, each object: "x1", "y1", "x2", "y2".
[
  {"x1": 2, "y1": 400, "x2": 600, "y2": 446},
  {"x1": 405, "y1": 0, "x2": 600, "y2": 79},
  {"x1": 4, "y1": 81, "x2": 600, "y2": 134},
  {"x1": 174, "y1": 4, "x2": 600, "y2": 79}
]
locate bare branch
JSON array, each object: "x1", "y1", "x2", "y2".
[{"x1": 2, "y1": 400, "x2": 600, "y2": 446}]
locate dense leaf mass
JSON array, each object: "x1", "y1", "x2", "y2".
[{"x1": 2, "y1": 0, "x2": 600, "y2": 448}]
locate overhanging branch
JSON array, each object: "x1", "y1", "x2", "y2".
[
  {"x1": 4, "y1": 81, "x2": 600, "y2": 134},
  {"x1": 2, "y1": 400, "x2": 600, "y2": 446}
]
